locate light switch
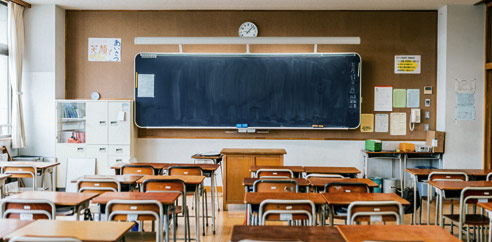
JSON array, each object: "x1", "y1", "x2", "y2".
[
  {"x1": 425, "y1": 111, "x2": 430, "y2": 119},
  {"x1": 424, "y1": 124, "x2": 430, "y2": 131}
]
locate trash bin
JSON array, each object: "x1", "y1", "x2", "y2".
[
  {"x1": 369, "y1": 177, "x2": 383, "y2": 193},
  {"x1": 383, "y1": 178, "x2": 399, "y2": 193}
]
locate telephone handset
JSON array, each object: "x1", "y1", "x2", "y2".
[{"x1": 409, "y1": 109, "x2": 420, "y2": 131}]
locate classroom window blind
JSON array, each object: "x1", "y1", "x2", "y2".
[{"x1": 0, "y1": 2, "x2": 10, "y2": 138}]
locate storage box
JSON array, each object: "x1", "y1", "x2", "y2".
[
  {"x1": 426, "y1": 131, "x2": 445, "y2": 153},
  {"x1": 365, "y1": 140, "x2": 382, "y2": 152},
  {"x1": 399, "y1": 143, "x2": 415, "y2": 152}
]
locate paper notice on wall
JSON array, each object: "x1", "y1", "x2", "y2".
[
  {"x1": 455, "y1": 79, "x2": 476, "y2": 93},
  {"x1": 395, "y1": 55, "x2": 421, "y2": 74},
  {"x1": 406, "y1": 89, "x2": 420, "y2": 108},
  {"x1": 375, "y1": 113, "x2": 389, "y2": 133},
  {"x1": 88, "y1": 38, "x2": 121, "y2": 62},
  {"x1": 457, "y1": 93, "x2": 474, "y2": 107},
  {"x1": 360, "y1": 114, "x2": 374, "y2": 132},
  {"x1": 390, "y1": 112, "x2": 407, "y2": 135},
  {"x1": 393, "y1": 89, "x2": 406, "y2": 108},
  {"x1": 374, "y1": 86, "x2": 393, "y2": 111},
  {"x1": 455, "y1": 106, "x2": 475, "y2": 120},
  {"x1": 137, "y1": 74, "x2": 155, "y2": 98}
]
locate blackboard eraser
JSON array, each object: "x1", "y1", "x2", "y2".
[
  {"x1": 236, "y1": 124, "x2": 242, "y2": 128},
  {"x1": 242, "y1": 124, "x2": 248, "y2": 128},
  {"x1": 312, "y1": 125, "x2": 319, "y2": 128}
]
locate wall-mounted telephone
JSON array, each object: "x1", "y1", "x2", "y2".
[{"x1": 409, "y1": 109, "x2": 421, "y2": 131}]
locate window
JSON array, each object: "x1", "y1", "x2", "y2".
[{"x1": 0, "y1": 1, "x2": 9, "y2": 138}]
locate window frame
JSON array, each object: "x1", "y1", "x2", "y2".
[{"x1": 0, "y1": 0, "x2": 11, "y2": 139}]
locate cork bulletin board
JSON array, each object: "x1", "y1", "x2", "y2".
[{"x1": 66, "y1": 10, "x2": 437, "y2": 140}]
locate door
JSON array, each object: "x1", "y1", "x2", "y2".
[
  {"x1": 86, "y1": 101, "x2": 108, "y2": 144},
  {"x1": 225, "y1": 155, "x2": 254, "y2": 203},
  {"x1": 108, "y1": 101, "x2": 131, "y2": 144}
]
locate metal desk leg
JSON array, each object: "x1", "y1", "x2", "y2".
[
  {"x1": 403, "y1": 154, "x2": 407, "y2": 192},
  {"x1": 195, "y1": 186, "x2": 200, "y2": 242},
  {"x1": 211, "y1": 171, "x2": 216, "y2": 234},
  {"x1": 412, "y1": 174, "x2": 417, "y2": 224},
  {"x1": 364, "y1": 154, "x2": 368, "y2": 178},
  {"x1": 427, "y1": 183, "x2": 432, "y2": 225},
  {"x1": 329, "y1": 205, "x2": 334, "y2": 226},
  {"x1": 439, "y1": 189, "x2": 444, "y2": 227}
]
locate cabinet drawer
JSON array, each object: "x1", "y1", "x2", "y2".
[
  {"x1": 86, "y1": 145, "x2": 109, "y2": 156},
  {"x1": 108, "y1": 156, "x2": 131, "y2": 166},
  {"x1": 108, "y1": 145, "x2": 130, "y2": 156}
]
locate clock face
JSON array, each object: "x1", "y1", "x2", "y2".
[{"x1": 239, "y1": 22, "x2": 258, "y2": 37}]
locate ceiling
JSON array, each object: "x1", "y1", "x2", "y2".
[{"x1": 25, "y1": 0, "x2": 479, "y2": 10}]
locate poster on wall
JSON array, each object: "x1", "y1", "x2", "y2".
[
  {"x1": 88, "y1": 38, "x2": 121, "y2": 62},
  {"x1": 394, "y1": 55, "x2": 421, "y2": 74}
]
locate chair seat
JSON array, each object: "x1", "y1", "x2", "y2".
[
  {"x1": 170, "y1": 206, "x2": 183, "y2": 215},
  {"x1": 124, "y1": 232, "x2": 158, "y2": 242},
  {"x1": 443, "y1": 214, "x2": 490, "y2": 225}
]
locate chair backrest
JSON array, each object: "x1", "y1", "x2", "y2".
[
  {"x1": 347, "y1": 201, "x2": 404, "y2": 225},
  {"x1": 459, "y1": 187, "x2": 492, "y2": 224},
  {"x1": 0, "y1": 199, "x2": 55, "y2": 220},
  {"x1": 428, "y1": 171, "x2": 468, "y2": 181},
  {"x1": 77, "y1": 178, "x2": 121, "y2": 194},
  {"x1": 258, "y1": 199, "x2": 315, "y2": 226},
  {"x1": 305, "y1": 174, "x2": 344, "y2": 179},
  {"x1": 106, "y1": 199, "x2": 163, "y2": 242},
  {"x1": 253, "y1": 179, "x2": 299, "y2": 193},
  {"x1": 0, "y1": 146, "x2": 12, "y2": 161},
  {"x1": 256, "y1": 169, "x2": 294, "y2": 179},
  {"x1": 142, "y1": 179, "x2": 186, "y2": 195},
  {"x1": 487, "y1": 172, "x2": 492, "y2": 181},
  {"x1": 121, "y1": 164, "x2": 155, "y2": 175},
  {"x1": 324, "y1": 182, "x2": 369, "y2": 193},
  {"x1": 10, "y1": 237, "x2": 82, "y2": 242},
  {"x1": 1, "y1": 165, "x2": 37, "y2": 179},
  {"x1": 168, "y1": 166, "x2": 203, "y2": 176}
]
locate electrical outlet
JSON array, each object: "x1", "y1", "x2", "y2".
[
  {"x1": 424, "y1": 124, "x2": 430, "y2": 131},
  {"x1": 425, "y1": 99, "x2": 431, "y2": 107}
]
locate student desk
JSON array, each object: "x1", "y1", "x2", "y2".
[
  {"x1": 230, "y1": 225, "x2": 345, "y2": 242},
  {"x1": 0, "y1": 161, "x2": 60, "y2": 191},
  {"x1": 307, "y1": 178, "x2": 378, "y2": 193},
  {"x1": 8, "y1": 191, "x2": 98, "y2": 220},
  {"x1": 249, "y1": 165, "x2": 304, "y2": 178},
  {"x1": 322, "y1": 192, "x2": 410, "y2": 225},
  {"x1": 0, "y1": 219, "x2": 32, "y2": 242},
  {"x1": 0, "y1": 174, "x2": 11, "y2": 198},
  {"x1": 303, "y1": 166, "x2": 360, "y2": 178},
  {"x1": 478, "y1": 202, "x2": 492, "y2": 241},
  {"x1": 407, "y1": 168, "x2": 492, "y2": 224},
  {"x1": 92, "y1": 192, "x2": 180, "y2": 242},
  {"x1": 428, "y1": 180, "x2": 492, "y2": 228},
  {"x1": 70, "y1": 174, "x2": 144, "y2": 191},
  {"x1": 337, "y1": 225, "x2": 461, "y2": 242},
  {"x1": 242, "y1": 178, "x2": 309, "y2": 193},
  {"x1": 111, "y1": 162, "x2": 169, "y2": 175},
  {"x1": 244, "y1": 192, "x2": 327, "y2": 225},
  {"x1": 137, "y1": 175, "x2": 205, "y2": 242},
  {"x1": 4, "y1": 220, "x2": 134, "y2": 242}
]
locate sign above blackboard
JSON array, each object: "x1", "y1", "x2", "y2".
[{"x1": 134, "y1": 53, "x2": 361, "y2": 129}]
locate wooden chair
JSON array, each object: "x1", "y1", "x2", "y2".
[
  {"x1": 106, "y1": 199, "x2": 164, "y2": 242},
  {"x1": 0, "y1": 198, "x2": 55, "y2": 220},
  {"x1": 486, "y1": 172, "x2": 492, "y2": 181},
  {"x1": 255, "y1": 169, "x2": 293, "y2": 179},
  {"x1": 427, "y1": 171, "x2": 468, "y2": 227},
  {"x1": 305, "y1": 174, "x2": 344, "y2": 179},
  {"x1": 10, "y1": 237, "x2": 82, "y2": 242},
  {"x1": 121, "y1": 164, "x2": 156, "y2": 175},
  {"x1": 76, "y1": 178, "x2": 121, "y2": 194},
  {"x1": 1, "y1": 165, "x2": 37, "y2": 192},
  {"x1": 324, "y1": 182, "x2": 369, "y2": 224},
  {"x1": 347, "y1": 201, "x2": 404, "y2": 225},
  {"x1": 253, "y1": 179, "x2": 299, "y2": 193},
  {"x1": 0, "y1": 145, "x2": 12, "y2": 161},
  {"x1": 142, "y1": 179, "x2": 189, "y2": 242},
  {"x1": 258, "y1": 199, "x2": 315, "y2": 226},
  {"x1": 443, "y1": 187, "x2": 492, "y2": 241}
]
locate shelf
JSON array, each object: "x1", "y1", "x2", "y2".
[{"x1": 61, "y1": 118, "x2": 86, "y2": 122}]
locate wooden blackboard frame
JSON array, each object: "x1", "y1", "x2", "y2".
[{"x1": 133, "y1": 52, "x2": 362, "y2": 130}]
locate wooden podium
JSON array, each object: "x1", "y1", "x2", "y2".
[{"x1": 221, "y1": 148, "x2": 286, "y2": 211}]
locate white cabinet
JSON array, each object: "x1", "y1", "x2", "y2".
[{"x1": 56, "y1": 100, "x2": 136, "y2": 188}]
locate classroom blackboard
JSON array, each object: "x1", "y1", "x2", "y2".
[{"x1": 134, "y1": 53, "x2": 361, "y2": 129}]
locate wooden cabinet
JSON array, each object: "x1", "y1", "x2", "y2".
[{"x1": 221, "y1": 148, "x2": 286, "y2": 210}]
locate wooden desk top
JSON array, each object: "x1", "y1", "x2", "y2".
[
  {"x1": 221, "y1": 148, "x2": 287, "y2": 155},
  {"x1": 244, "y1": 192, "x2": 326, "y2": 205},
  {"x1": 478, "y1": 202, "x2": 492, "y2": 212},
  {"x1": 164, "y1": 163, "x2": 220, "y2": 171},
  {"x1": 0, "y1": 161, "x2": 60, "y2": 169},
  {"x1": 92, "y1": 192, "x2": 180, "y2": 205},
  {"x1": 191, "y1": 154, "x2": 223, "y2": 160},
  {"x1": 428, "y1": 180, "x2": 492, "y2": 190},
  {"x1": 406, "y1": 168, "x2": 492, "y2": 176},
  {"x1": 304, "y1": 166, "x2": 360, "y2": 174},
  {"x1": 70, "y1": 174, "x2": 144, "y2": 184},
  {"x1": 322, "y1": 193, "x2": 410, "y2": 206},
  {"x1": 243, "y1": 178, "x2": 309, "y2": 187},
  {"x1": 8, "y1": 191, "x2": 99, "y2": 206},
  {"x1": 0, "y1": 219, "x2": 32, "y2": 241},
  {"x1": 5, "y1": 220, "x2": 134, "y2": 242},
  {"x1": 0, "y1": 174, "x2": 11, "y2": 180},
  {"x1": 361, "y1": 150, "x2": 443, "y2": 155},
  {"x1": 338, "y1": 225, "x2": 460, "y2": 242},
  {"x1": 307, "y1": 178, "x2": 378, "y2": 188},
  {"x1": 110, "y1": 162, "x2": 169, "y2": 170},
  {"x1": 136, "y1": 175, "x2": 205, "y2": 185},
  {"x1": 249, "y1": 165, "x2": 304, "y2": 173},
  {"x1": 230, "y1": 225, "x2": 345, "y2": 242}
]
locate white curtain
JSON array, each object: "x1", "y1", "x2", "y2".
[{"x1": 8, "y1": 2, "x2": 25, "y2": 149}]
